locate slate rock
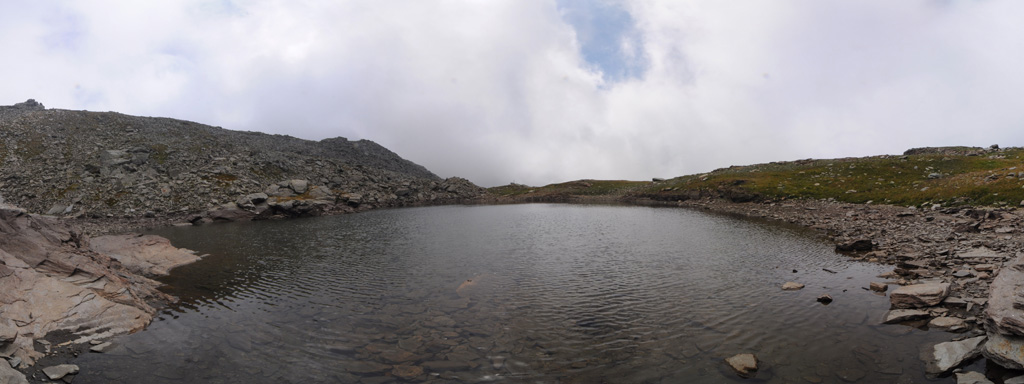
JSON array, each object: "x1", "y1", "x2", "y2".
[
  {"x1": 890, "y1": 283, "x2": 950, "y2": 309},
  {"x1": 921, "y1": 335, "x2": 985, "y2": 375}
]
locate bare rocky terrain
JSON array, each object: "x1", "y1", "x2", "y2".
[{"x1": 0, "y1": 100, "x2": 483, "y2": 232}]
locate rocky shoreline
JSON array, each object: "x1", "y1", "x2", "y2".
[{"x1": 665, "y1": 196, "x2": 1024, "y2": 381}]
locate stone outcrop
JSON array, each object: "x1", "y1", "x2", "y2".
[
  {"x1": 0, "y1": 206, "x2": 195, "y2": 367},
  {"x1": 0, "y1": 102, "x2": 485, "y2": 223},
  {"x1": 88, "y1": 234, "x2": 200, "y2": 277},
  {"x1": 984, "y1": 253, "x2": 1024, "y2": 370}
]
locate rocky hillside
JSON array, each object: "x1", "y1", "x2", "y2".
[{"x1": 0, "y1": 100, "x2": 483, "y2": 222}]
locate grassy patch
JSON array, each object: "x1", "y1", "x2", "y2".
[{"x1": 640, "y1": 148, "x2": 1024, "y2": 206}]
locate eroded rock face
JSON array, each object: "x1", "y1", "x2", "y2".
[
  {"x1": 984, "y1": 332, "x2": 1024, "y2": 370},
  {"x1": 0, "y1": 207, "x2": 194, "y2": 366}
]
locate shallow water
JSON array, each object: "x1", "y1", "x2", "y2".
[{"x1": 73, "y1": 204, "x2": 952, "y2": 383}]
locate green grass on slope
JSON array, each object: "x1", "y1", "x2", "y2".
[{"x1": 643, "y1": 148, "x2": 1024, "y2": 207}]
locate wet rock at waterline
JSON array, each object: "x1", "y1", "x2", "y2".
[
  {"x1": 781, "y1": 282, "x2": 804, "y2": 290},
  {"x1": 42, "y1": 364, "x2": 79, "y2": 380},
  {"x1": 89, "y1": 234, "x2": 200, "y2": 277},
  {"x1": 725, "y1": 353, "x2": 758, "y2": 378},
  {"x1": 983, "y1": 332, "x2": 1024, "y2": 370},
  {"x1": 816, "y1": 294, "x2": 833, "y2": 304},
  {"x1": 883, "y1": 309, "x2": 930, "y2": 324},
  {"x1": 0, "y1": 206, "x2": 197, "y2": 366},
  {"x1": 921, "y1": 335, "x2": 986, "y2": 375},
  {"x1": 930, "y1": 317, "x2": 967, "y2": 332},
  {"x1": 870, "y1": 282, "x2": 888, "y2": 292},
  {"x1": 890, "y1": 283, "x2": 950, "y2": 309}
]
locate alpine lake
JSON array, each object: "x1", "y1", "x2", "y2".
[{"x1": 69, "y1": 204, "x2": 960, "y2": 383}]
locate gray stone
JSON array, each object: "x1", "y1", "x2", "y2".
[
  {"x1": 1005, "y1": 375, "x2": 1024, "y2": 384},
  {"x1": 89, "y1": 342, "x2": 112, "y2": 353},
  {"x1": 870, "y1": 282, "x2": 888, "y2": 292},
  {"x1": 884, "y1": 309, "x2": 930, "y2": 324},
  {"x1": 985, "y1": 332, "x2": 1024, "y2": 370},
  {"x1": 0, "y1": 361, "x2": 27, "y2": 384},
  {"x1": 890, "y1": 283, "x2": 950, "y2": 308},
  {"x1": 930, "y1": 317, "x2": 967, "y2": 332},
  {"x1": 921, "y1": 335, "x2": 985, "y2": 375},
  {"x1": 287, "y1": 179, "x2": 309, "y2": 194},
  {"x1": 725, "y1": 353, "x2": 758, "y2": 378},
  {"x1": 987, "y1": 253, "x2": 1024, "y2": 336},
  {"x1": 42, "y1": 364, "x2": 79, "y2": 380},
  {"x1": 955, "y1": 371, "x2": 994, "y2": 384},
  {"x1": 12, "y1": 99, "x2": 43, "y2": 110},
  {"x1": 781, "y1": 282, "x2": 804, "y2": 291}
]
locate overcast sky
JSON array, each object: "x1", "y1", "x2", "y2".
[{"x1": 3, "y1": 1, "x2": 1023, "y2": 186}]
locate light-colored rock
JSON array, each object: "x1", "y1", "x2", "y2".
[
  {"x1": 870, "y1": 282, "x2": 888, "y2": 292},
  {"x1": 930, "y1": 317, "x2": 967, "y2": 332},
  {"x1": 0, "y1": 208, "x2": 179, "y2": 365},
  {"x1": 986, "y1": 253, "x2": 1024, "y2": 336},
  {"x1": 890, "y1": 283, "x2": 950, "y2": 308},
  {"x1": 725, "y1": 353, "x2": 758, "y2": 378},
  {"x1": 1005, "y1": 375, "x2": 1024, "y2": 384},
  {"x1": 955, "y1": 371, "x2": 994, "y2": 384},
  {"x1": 884, "y1": 309, "x2": 930, "y2": 324},
  {"x1": 42, "y1": 364, "x2": 79, "y2": 380},
  {"x1": 921, "y1": 335, "x2": 986, "y2": 375},
  {"x1": 781, "y1": 282, "x2": 805, "y2": 291},
  {"x1": 90, "y1": 234, "x2": 200, "y2": 277},
  {"x1": 958, "y1": 246, "x2": 1006, "y2": 259},
  {"x1": 286, "y1": 179, "x2": 309, "y2": 194},
  {"x1": 89, "y1": 342, "x2": 112, "y2": 353},
  {"x1": 0, "y1": 361, "x2": 27, "y2": 384},
  {"x1": 985, "y1": 332, "x2": 1024, "y2": 370}
]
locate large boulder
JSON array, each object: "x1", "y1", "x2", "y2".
[
  {"x1": 891, "y1": 283, "x2": 950, "y2": 309},
  {"x1": 0, "y1": 361, "x2": 28, "y2": 384}
]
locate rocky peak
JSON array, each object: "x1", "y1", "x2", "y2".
[{"x1": 10, "y1": 99, "x2": 43, "y2": 110}]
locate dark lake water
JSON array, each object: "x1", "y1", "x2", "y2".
[{"x1": 71, "y1": 204, "x2": 953, "y2": 383}]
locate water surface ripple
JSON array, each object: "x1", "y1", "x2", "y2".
[{"x1": 74, "y1": 204, "x2": 950, "y2": 383}]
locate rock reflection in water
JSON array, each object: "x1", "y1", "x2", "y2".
[{"x1": 72, "y1": 204, "x2": 952, "y2": 383}]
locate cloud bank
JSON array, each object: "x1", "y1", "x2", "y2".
[{"x1": 2, "y1": 1, "x2": 1023, "y2": 186}]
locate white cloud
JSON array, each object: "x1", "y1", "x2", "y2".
[{"x1": 2, "y1": 0, "x2": 1023, "y2": 186}]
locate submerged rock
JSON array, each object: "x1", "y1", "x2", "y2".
[
  {"x1": 725, "y1": 353, "x2": 758, "y2": 378},
  {"x1": 883, "y1": 309, "x2": 930, "y2": 324},
  {"x1": 781, "y1": 282, "x2": 805, "y2": 291}
]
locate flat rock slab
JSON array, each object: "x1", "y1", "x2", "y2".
[
  {"x1": 986, "y1": 253, "x2": 1024, "y2": 336},
  {"x1": 42, "y1": 364, "x2": 79, "y2": 380},
  {"x1": 90, "y1": 234, "x2": 200, "y2": 277},
  {"x1": 726, "y1": 353, "x2": 758, "y2": 378},
  {"x1": 958, "y1": 246, "x2": 1006, "y2": 259},
  {"x1": 985, "y1": 332, "x2": 1024, "y2": 370},
  {"x1": 921, "y1": 335, "x2": 986, "y2": 375},
  {"x1": 884, "y1": 309, "x2": 930, "y2": 324},
  {"x1": 930, "y1": 317, "x2": 967, "y2": 332},
  {"x1": 891, "y1": 283, "x2": 950, "y2": 309},
  {"x1": 0, "y1": 361, "x2": 27, "y2": 384},
  {"x1": 781, "y1": 282, "x2": 805, "y2": 291}
]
